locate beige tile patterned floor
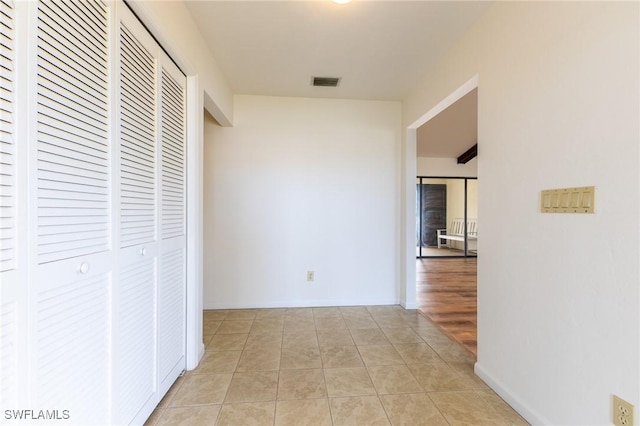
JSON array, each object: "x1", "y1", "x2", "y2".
[{"x1": 146, "y1": 306, "x2": 528, "y2": 426}]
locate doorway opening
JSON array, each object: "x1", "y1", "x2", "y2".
[
  {"x1": 416, "y1": 177, "x2": 477, "y2": 258},
  {"x1": 405, "y1": 76, "x2": 479, "y2": 357}
]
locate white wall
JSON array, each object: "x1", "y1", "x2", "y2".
[
  {"x1": 404, "y1": 2, "x2": 638, "y2": 425},
  {"x1": 204, "y1": 95, "x2": 402, "y2": 308},
  {"x1": 417, "y1": 156, "x2": 477, "y2": 177}
]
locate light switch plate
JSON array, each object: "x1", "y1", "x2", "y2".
[{"x1": 541, "y1": 186, "x2": 595, "y2": 213}]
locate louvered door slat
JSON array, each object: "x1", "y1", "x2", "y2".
[
  {"x1": 38, "y1": 108, "x2": 107, "y2": 148},
  {"x1": 38, "y1": 237, "x2": 108, "y2": 259},
  {"x1": 160, "y1": 69, "x2": 185, "y2": 240},
  {"x1": 158, "y1": 248, "x2": 184, "y2": 382},
  {"x1": 0, "y1": 67, "x2": 13, "y2": 94},
  {"x1": 38, "y1": 169, "x2": 107, "y2": 191},
  {"x1": 38, "y1": 157, "x2": 107, "y2": 183},
  {"x1": 120, "y1": 31, "x2": 155, "y2": 90},
  {"x1": 0, "y1": 302, "x2": 17, "y2": 407},
  {"x1": 38, "y1": 6, "x2": 107, "y2": 76},
  {"x1": 119, "y1": 223, "x2": 155, "y2": 247},
  {"x1": 121, "y1": 148, "x2": 154, "y2": 172},
  {"x1": 2, "y1": 2, "x2": 22, "y2": 407},
  {"x1": 38, "y1": 197, "x2": 107, "y2": 210},
  {"x1": 0, "y1": 0, "x2": 15, "y2": 273},
  {"x1": 163, "y1": 115, "x2": 183, "y2": 133},
  {"x1": 38, "y1": 148, "x2": 108, "y2": 176},
  {"x1": 83, "y1": 0, "x2": 106, "y2": 23},
  {"x1": 37, "y1": 29, "x2": 106, "y2": 89},
  {"x1": 36, "y1": 0, "x2": 110, "y2": 264},
  {"x1": 38, "y1": 62, "x2": 108, "y2": 109},
  {"x1": 41, "y1": 1, "x2": 107, "y2": 57},
  {"x1": 39, "y1": 214, "x2": 106, "y2": 227},
  {"x1": 161, "y1": 113, "x2": 183, "y2": 138},
  {"x1": 36, "y1": 274, "x2": 110, "y2": 422},
  {"x1": 39, "y1": 223, "x2": 109, "y2": 238},
  {"x1": 122, "y1": 184, "x2": 155, "y2": 200},
  {"x1": 120, "y1": 65, "x2": 155, "y2": 109},
  {"x1": 119, "y1": 23, "x2": 156, "y2": 248},
  {"x1": 163, "y1": 183, "x2": 182, "y2": 193},
  {"x1": 162, "y1": 121, "x2": 182, "y2": 142},
  {"x1": 162, "y1": 153, "x2": 183, "y2": 171},
  {"x1": 37, "y1": 126, "x2": 108, "y2": 153},
  {"x1": 120, "y1": 130, "x2": 155, "y2": 159},
  {"x1": 115, "y1": 259, "x2": 156, "y2": 424},
  {"x1": 157, "y1": 59, "x2": 186, "y2": 398},
  {"x1": 38, "y1": 80, "x2": 108, "y2": 128},
  {"x1": 161, "y1": 141, "x2": 182, "y2": 160}
]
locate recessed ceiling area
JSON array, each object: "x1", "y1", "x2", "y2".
[
  {"x1": 417, "y1": 88, "x2": 478, "y2": 158},
  {"x1": 185, "y1": 1, "x2": 493, "y2": 101}
]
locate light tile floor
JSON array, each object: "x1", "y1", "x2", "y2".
[{"x1": 146, "y1": 306, "x2": 528, "y2": 426}]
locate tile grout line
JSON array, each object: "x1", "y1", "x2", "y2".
[{"x1": 196, "y1": 306, "x2": 523, "y2": 426}]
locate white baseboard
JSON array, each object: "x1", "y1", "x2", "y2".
[
  {"x1": 199, "y1": 342, "x2": 205, "y2": 362},
  {"x1": 474, "y1": 362, "x2": 551, "y2": 426},
  {"x1": 203, "y1": 298, "x2": 402, "y2": 310}
]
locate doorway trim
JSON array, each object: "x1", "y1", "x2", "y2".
[{"x1": 402, "y1": 75, "x2": 478, "y2": 309}]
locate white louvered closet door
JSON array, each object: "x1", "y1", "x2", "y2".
[
  {"x1": 158, "y1": 55, "x2": 187, "y2": 396},
  {"x1": 3, "y1": 1, "x2": 188, "y2": 423},
  {"x1": 0, "y1": 0, "x2": 22, "y2": 409},
  {"x1": 33, "y1": 0, "x2": 112, "y2": 423},
  {"x1": 0, "y1": 0, "x2": 16, "y2": 275},
  {"x1": 113, "y1": 6, "x2": 160, "y2": 425}
]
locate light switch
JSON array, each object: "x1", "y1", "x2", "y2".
[
  {"x1": 581, "y1": 188, "x2": 594, "y2": 210},
  {"x1": 541, "y1": 186, "x2": 595, "y2": 213},
  {"x1": 570, "y1": 191, "x2": 581, "y2": 208}
]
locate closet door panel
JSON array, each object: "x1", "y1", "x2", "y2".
[
  {"x1": 160, "y1": 67, "x2": 186, "y2": 244},
  {"x1": 114, "y1": 257, "x2": 157, "y2": 425},
  {"x1": 35, "y1": 274, "x2": 111, "y2": 423},
  {"x1": 118, "y1": 21, "x2": 157, "y2": 249},
  {"x1": 0, "y1": 302, "x2": 17, "y2": 408},
  {"x1": 0, "y1": 0, "x2": 17, "y2": 274},
  {"x1": 36, "y1": 0, "x2": 110, "y2": 265},
  {"x1": 0, "y1": 0, "x2": 19, "y2": 408},
  {"x1": 158, "y1": 247, "x2": 185, "y2": 390},
  {"x1": 157, "y1": 58, "x2": 187, "y2": 395},
  {"x1": 33, "y1": 1, "x2": 112, "y2": 424},
  {"x1": 114, "y1": 7, "x2": 160, "y2": 423},
  {"x1": 4, "y1": 1, "x2": 189, "y2": 421}
]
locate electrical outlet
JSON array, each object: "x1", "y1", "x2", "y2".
[
  {"x1": 613, "y1": 395, "x2": 635, "y2": 426},
  {"x1": 306, "y1": 271, "x2": 314, "y2": 282}
]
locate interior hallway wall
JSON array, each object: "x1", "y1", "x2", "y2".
[
  {"x1": 416, "y1": 156, "x2": 477, "y2": 177},
  {"x1": 403, "y1": 2, "x2": 639, "y2": 424},
  {"x1": 204, "y1": 95, "x2": 402, "y2": 308}
]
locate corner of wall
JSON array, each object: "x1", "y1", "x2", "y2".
[{"x1": 474, "y1": 363, "x2": 551, "y2": 426}]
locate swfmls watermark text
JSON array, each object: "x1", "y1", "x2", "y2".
[{"x1": 4, "y1": 410, "x2": 70, "y2": 421}]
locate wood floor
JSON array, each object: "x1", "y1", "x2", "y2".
[{"x1": 416, "y1": 257, "x2": 477, "y2": 357}]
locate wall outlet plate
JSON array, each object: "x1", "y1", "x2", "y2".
[{"x1": 613, "y1": 395, "x2": 635, "y2": 426}]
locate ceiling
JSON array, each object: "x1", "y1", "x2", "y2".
[
  {"x1": 417, "y1": 88, "x2": 477, "y2": 158},
  {"x1": 185, "y1": 0, "x2": 487, "y2": 157}
]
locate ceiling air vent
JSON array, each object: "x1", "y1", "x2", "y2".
[{"x1": 312, "y1": 76, "x2": 341, "y2": 87}]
